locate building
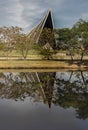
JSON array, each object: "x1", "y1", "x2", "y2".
[{"x1": 27, "y1": 9, "x2": 56, "y2": 48}]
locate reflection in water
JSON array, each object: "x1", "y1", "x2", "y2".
[
  {"x1": 0, "y1": 72, "x2": 55, "y2": 107},
  {"x1": 0, "y1": 71, "x2": 88, "y2": 130},
  {"x1": 0, "y1": 71, "x2": 88, "y2": 120},
  {"x1": 54, "y1": 71, "x2": 88, "y2": 120}
]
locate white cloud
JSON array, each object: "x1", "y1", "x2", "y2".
[
  {"x1": 6, "y1": 0, "x2": 29, "y2": 29},
  {"x1": 19, "y1": 1, "x2": 45, "y2": 31},
  {"x1": 81, "y1": 13, "x2": 88, "y2": 20},
  {"x1": 0, "y1": 0, "x2": 88, "y2": 31},
  {"x1": 0, "y1": 0, "x2": 24, "y2": 27},
  {"x1": 19, "y1": 0, "x2": 64, "y2": 31}
]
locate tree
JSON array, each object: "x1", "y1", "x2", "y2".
[
  {"x1": 71, "y1": 19, "x2": 88, "y2": 61},
  {"x1": 34, "y1": 43, "x2": 57, "y2": 60},
  {"x1": 39, "y1": 28, "x2": 56, "y2": 48},
  {"x1": 55, "y1": 28, "x2": 76, "y2": 60},
  {"x1": 0, "y1": 26, "x2": 22, "y2": 58},
  {"x1": 55, "y1": 19, "x2": 88, "y2": 61},
  {"x1": 15, "y1": 34, "x2": 32, "y2": 59},
  {"x1": 35, "y1": 28, "x2": 57, "y2": 60},
  {"x1": 0, "y1": 43, "x2": 7, "y2": 57},
  {"x1": 55, "y1": 28, "x2": 73, "y2": 49},
  {"x1": 53, "y1": 71, "x2": 88, "y2": 119}
]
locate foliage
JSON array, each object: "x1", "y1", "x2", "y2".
[
  {"x1": 72, "y1": 19, "x2": 88, "y2": 61},
  {"x1": 34, "y1": 44, "x2": 57, "y2": 60},
  {"x1": 55, "y1": 19, "x2": 88, "y2": 61},
  {"x1": 0, "y1": 71, "x2": 88, "y2": 119},
  {"x1": 55, "y1": 28, "x2": 73, "y2": 49},
  {"x1": 15, "y1": 34, "x2": 32, "y2": 59},
  {"x1": 34, "y1": 27, "x2": 57, "y2": 60},
  {"x1": 0, "y1": 20, "x2": 88, "y2": 61},
  {"x1": 39, "y1": 27, "x2": 56, "y2": 48},
  {"x1": 53, "y1": 71, "x2": 88, "y2": 119},
  {"x1": 0, "y1": 26, "x2": 33, "y2": 59},
  {"x1": 0, "y1": 43, "x2": 6, "y2": 50},
  {"x1": 0, "y1": 26, "x2": 22, "y2": 58}
]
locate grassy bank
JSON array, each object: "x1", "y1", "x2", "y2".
[
  {"x1": 0, "y1": 50, "x2": 88, "y2": 60},
  {"x1": 0, "y1": 60, "x2": 88, "y2": 69}
]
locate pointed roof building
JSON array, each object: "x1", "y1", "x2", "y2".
[{"x1": 27, "y1": 9, "x2": 56, "y2": 48}]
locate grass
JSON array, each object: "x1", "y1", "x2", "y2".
[
  {"x1": 0, "y1": 50, "x2": 88, "y2": 69},
  {"x1": 0, "y1": 50, "x2": 38, "y2": 56},
  {"x1": 0, "y1": 60, "x2": 87, "y2": 69},
  {"x1": 0, "y1": 50, "x2": 88, "y2": 60}
]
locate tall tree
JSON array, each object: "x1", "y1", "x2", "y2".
[
  {"x1": 55, "y1": 28, "x2": 73, "y2": 49},
  {"x1": 0, "y1": 26, "x2": 22, "y2": 58},
  {"x1": 35, "y1": 28, "x2": 57, "y2": 60},
  {"x1": 15, "y1": 34, "x2": 32, "y2": 59},
  {"x1": 39, "y1": 28, "x2": 56, "y2": 48},
  {"x1": 55, "y1": 19, "x2": 88, "y2": 61},
  {"x1": 72, "y1": 19, "x2": 88, "y2": 61}
]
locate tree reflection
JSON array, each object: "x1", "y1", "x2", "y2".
[
  {"x1": 53, "y1": 71, "x2": 88, "y2": 119},
  {"x1": 38, "y1": 72, "x2": 55, "y2": 108},
  {"x1": 0, "y1": 71, "x2": 88, "y2": 119},
  {"x1": 0, "y1": 72, "x2": 55, "y2": 107}
]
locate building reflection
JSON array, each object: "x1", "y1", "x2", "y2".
[
  {"x1": 0, "y1": 72, "x2": 55, "y2": 108},
  {"x1": 0, "y1": 71, "x2": 88, "y2": 119}
]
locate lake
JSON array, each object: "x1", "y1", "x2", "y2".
[{"x1": 0, "y1": 70, "x2": 88, "y2": 130}]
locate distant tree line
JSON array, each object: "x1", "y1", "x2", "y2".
[
  {"x1": 0, "y1": 19, "x2": 88, "y2": 60},
  {"x1": 55, "y1": 19, "x2": 88, "y2": 61},
  {"x1": 0, "y1": 26, "x2": 32, "y2": 59}
]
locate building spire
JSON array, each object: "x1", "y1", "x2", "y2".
[{"x1": 27, "y1": 9, "x2": 56, "y2": 48}]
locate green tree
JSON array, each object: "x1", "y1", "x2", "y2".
[
  {"x1": 0, "y1": 26, "x2": 22, "y2": 58},
  {"x1": 53, "y1": 71, "x2": 88, "y2": 119},
  {"x1": 71, "y1": 19, "x2": 88, "y2": 61},
  {"x1": 15, "y1": 34, "x2": 32, "y2": 59},
  {"x1": 55, "y1": 28, "x2": 73, "y2": 49},
  {"x1": 39, "y1": 28, "x2": 56, "y2": 48},
  {"x1": 35, "y1": 28, "x2": 57, "y2": 60},
  {"x1": 34, "y1": 44, "x2": 57, "y2": 60},
  {"x1": 55, "y1": 28, "x2": 75, "y2": 60},
  {"x1": 55, "y1": 19, "x2": 88, "y2": 61}
]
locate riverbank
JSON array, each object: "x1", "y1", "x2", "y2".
[{"x1": 0, "y1": 60, "x2": 88, "y2": 69}]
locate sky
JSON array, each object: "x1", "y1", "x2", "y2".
[{"x1": 0, "y1": 0, "x2": 88, "y2": 32}]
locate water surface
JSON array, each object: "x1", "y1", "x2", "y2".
[{"x1": 0, "y1": 70, "x2": 88, "y2": 130}]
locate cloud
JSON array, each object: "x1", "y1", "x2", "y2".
[
  {"x1": 0, "y1": 0, "x2": 25, "y2": 27},
  {"x1": 0, "y1": 0, "x2": 88, "y2": 31},
  {"x1": 19, "y1": 0, "x2": 46, "y2": 31},
  {"x1": 54, "y1": 0, "x2": 88, "y2": 28},
  {"x1": 81, "y1": 13, "x2": 88, "y2": 20},
  {"x1": 19, "y1": 0, "x2": 63, "y2": 31}
]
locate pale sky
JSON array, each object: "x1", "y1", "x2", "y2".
[{"x1": 0, "y1": 0, "x2": 88, "y2": 32}]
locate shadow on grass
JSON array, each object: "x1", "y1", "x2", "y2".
[{"x1": 67, "y1": 59, "x2": 88, "y2": 67}]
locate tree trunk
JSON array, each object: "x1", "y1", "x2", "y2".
[
  {"x1": 70, "y1": 53, "x2": 73, "y2": 61},
  {"x1": 80, "y1": 52, "x2": 84, "y2": 62},
  {"x1": 80, "y1": 71, "x2": 86, "y2": 86},
  {"x1": 69, "y1": 71, "x2": 73, "y2": 82}
]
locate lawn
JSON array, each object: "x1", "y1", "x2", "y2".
[
  {"x1": 0, "y1": 60, "x2": 87, "y2": 69},
  {"x1": 0, "y1": 50, "x2": 88, "y2": 69},
  {"x1": 0, "y1": 50, "x2": 88, "y2": 60}
]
